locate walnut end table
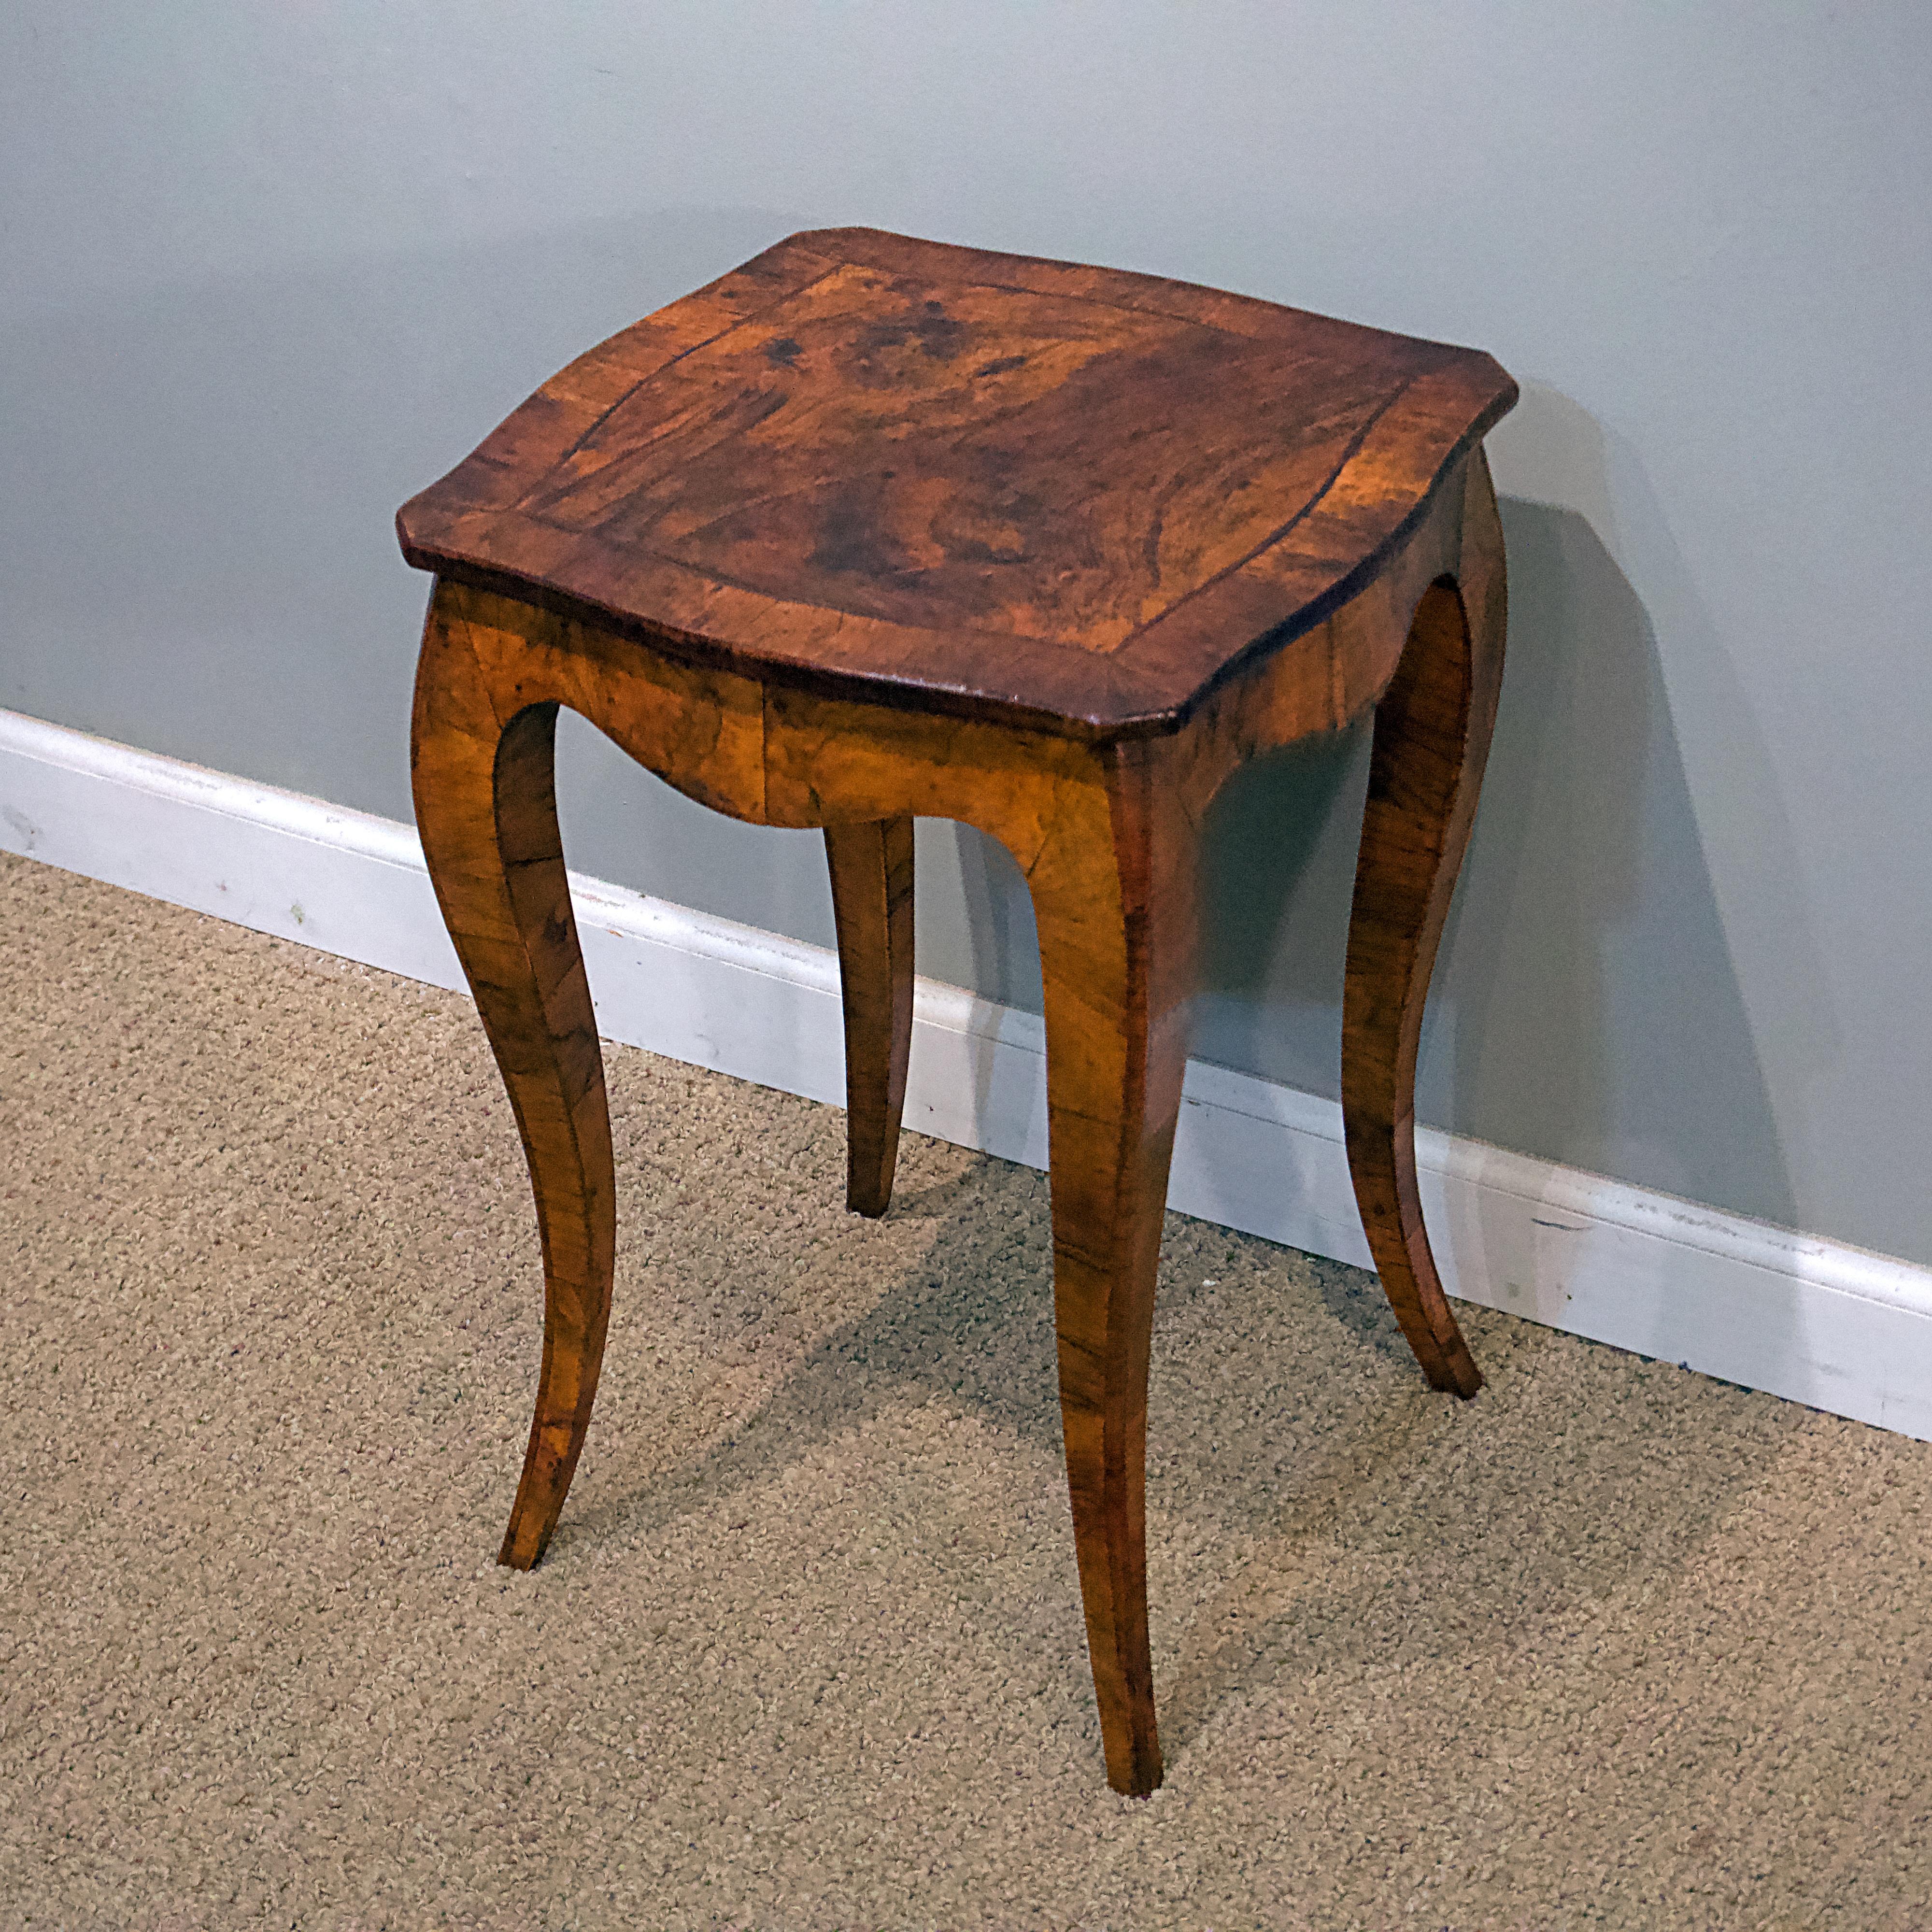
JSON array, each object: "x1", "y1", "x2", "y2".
[{"x1": 398, "y1": 227, "x2": 1516, "y2": 1795}]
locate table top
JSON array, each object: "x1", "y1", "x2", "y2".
[{"x1": 398, "y1": 227, "x2": 1515, "y2": 739}]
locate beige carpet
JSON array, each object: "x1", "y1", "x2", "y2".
[{"x1": 2, "y1": 848, "x2": 1929, "y2": 1931}]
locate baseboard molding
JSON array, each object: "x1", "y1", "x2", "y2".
[{"x1": 7, "y1": 704, "x2": 1931, "y2": 1441}]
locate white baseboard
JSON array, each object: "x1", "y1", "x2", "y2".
[{"x1": 7, "y1": 704, "x2": 1931, "y2": 1441}]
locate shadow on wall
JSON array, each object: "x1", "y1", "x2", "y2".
[
  {"x1": 914, "y1": 817, "x2": 1046, "y2": 1016},
  {"x1": 1193, "y1": 385, "x2": 1799, "y2": 1233}
]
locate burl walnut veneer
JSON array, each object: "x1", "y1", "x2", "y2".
[{"x1": 399, "y1": 227, "x2": 1516, "y2": 1795}]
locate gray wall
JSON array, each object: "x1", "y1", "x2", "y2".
[{"x1": 5, "y1": 4, "x2": 1929, "y2": 1263}]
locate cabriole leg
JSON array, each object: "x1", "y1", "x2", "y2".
[
  {"x1": 1340, "y1": 461, "x2": 1507, "y2": 1399},
  {"x1": 824, "y1": 817, "x2": 915, "y2": 1218},
  {"x1": 1030, "y1": 753, "x2": 1195, "y2": 1795},
  {"x1": 411, "y1": 584, "x2": 616, "y2": 1567}
]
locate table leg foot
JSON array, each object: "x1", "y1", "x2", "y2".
[{"x1": 412, "y1": 587, "x2": 616, "y2": 1567}]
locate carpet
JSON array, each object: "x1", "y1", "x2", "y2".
[{"x1": 2, "y1": 849, "x2": 1928, "y2": 1930}]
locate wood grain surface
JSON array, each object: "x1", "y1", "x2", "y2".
[
  {"x1": 824, "y1": 817, "x2": 915, "y2": 1217},
  {"x1": 1341, "y1": 454, "x2": 1507, "y2": 1400},
  {"x1": 399, "y1": 227, "x2": 1515, "y2": 739},
  {"x1": 410, "y1": 634, "x2": 614, "y2": 1571},
  {"x1": 401, "y1": 236, "x2": 1514, "y2": 1791}
]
